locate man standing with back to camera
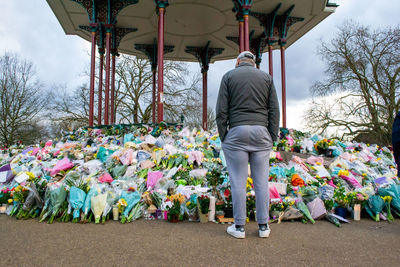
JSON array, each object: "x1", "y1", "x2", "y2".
[{"x1": 216, "y1": 51, "x2": 280, "y2": 239}]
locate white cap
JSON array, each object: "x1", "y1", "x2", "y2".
[{"x1": 237, "y1": 51, "x2": 255, "y2": 61}]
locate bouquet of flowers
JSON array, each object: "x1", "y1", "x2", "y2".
[
  {"x1": 0, "y1": 188, "x2": 12, "y2": 205},
  {"x1": 295, "y1": 199, "x2": 315, "y2": 224},
  {"x1": 167, "y1": 193, "x2": 185, "y2": 222},
  {"x1": 119, "y1": 191, "x2": 141, "y2": 223},
  {"x1": 101, "y1": 189, "x2": 117, "y2": 224},
  {"x1": 185, "y1": 197, "x2": 198, "y2": 222},
  {"x1": 117, "y1": 198, "x2": 127, "y2": 214},
  {"x1": 69, "y1": 186, "x2": 87, "y2": 223},
  {"x1": 365, "y1": 195, "x2": 385, "y2": 222},
  {"x1": 314, "y1": 139, "x2": 333, "y2": 155},
  {"x1": 90, "y1": 194, "x2": 107, "y2": 223},
  {"x1": 346, "y1": 191, "x2": 368, "y2": 206},
  {"x1": 10, "y1": 185, "x2": 29, "y2": 217},
  {"x1": 198, "y1": 195, "x2": 210, "y2": 214}
]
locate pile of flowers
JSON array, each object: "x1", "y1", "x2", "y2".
[{"x1": 0, "y1": 123, "x2": 398, "y2": 227}]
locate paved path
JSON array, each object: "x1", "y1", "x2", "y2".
[{"x1": 1, "y1": 215, "x2": 399, "y2": 266}]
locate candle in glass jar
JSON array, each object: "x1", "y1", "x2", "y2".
[{"x1": 353, "y1": 204, "x2": 361, "y2": 221}]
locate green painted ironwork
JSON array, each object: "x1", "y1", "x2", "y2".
[
  {"x1": 226, "y1": 31, "x2": 266, "y2": 66},
  {"x1": 185, "y1": 41, "x2": 224, "y2": 73},
  {"x1": 275, "y1": 5, "x2": 304, "y2": 46},
  {"x1": 154, "y1": 0, "x2": 169, "y2": 13},
  {"x1": 134, "y1": 39, "x2": 174, "y2": 71},
  {"x1": 250, "y1": 3, "x2": 281, "y2": 46}
]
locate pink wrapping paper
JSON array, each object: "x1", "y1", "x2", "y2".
[
  {"x1": 340, "y1": 175, "x2": 362, "y2": 188},
  {"x1": 307, "y1": 156, "x2": 324, "y2": 165},
  {"x1": 291, "y1": 156, "x2": 309, "y2": 172},
  {"x1": 120, "y1": 149, "x2": 134, "y2": 165},
  {"x1": 147, "y1": 171, "x2": 163, "y2": 189},
  {"x1": 269, "y1": 185, "x2": 282, "y2": 202},
  {"x1": 327, "y1": 179, "x2": 337, "y2": 188},
  {"x1": 48, "y1": 158, "x2": 74, "y2": 176},
  {"x1": 286, "y1": 136, "x2": 294, "y2": 146},
  {"x1": 32, "y1": 148, "x2": 40, "y2": 156},
  {"x1": 185, "y1": 151, "x2": 204, "y2": 165},
  {"x1": 99, "y1": 173, "x2": 114, "y2": 183}
]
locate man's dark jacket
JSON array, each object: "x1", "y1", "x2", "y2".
[{"x1": 216, "y1": 62, "x2": 280, "y2": 142}]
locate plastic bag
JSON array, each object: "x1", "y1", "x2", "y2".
[
  {"x1": 281, "y1": 206, "x2": 303, "y2": 221},
  {"x1": 91, "y1": 193, "x2": 107, "y2": 223},
  {"x1": 97, "y1": 147, "x2": 115, "y2": 163},
  {"x1": 69, "y1": 186, "x2": 86, "y2": 219},
  {"x1": 365, "y1": 195, "x2": 385, "y2": 221},
  {"x1": 137, "y1": 151, "x2": 151, "y2": 163},
  {"x1": 102, "y1": 189, "x2": 117, "y2": 222},
  {"x1": 120, "y1": 191, "x2": 141, "y2": 223},
  {"x1": 325, "y1": 212, "x2": 341, "y2": 227},
  {"x1": 112, "y1": 165, "x2": 128, "y2": 178},
  {"x1": 147, "y1": 171, "x2": 163, "y2": 190},
  {"x1": 306, "y1": 197, "x2": 326, "y2": 219},
  {"x1": 319, "y1": 185, "x2": 334, "y2": 200},
  {"x1": 296, "y1": 199, "x2": 315, "y2": 224}
]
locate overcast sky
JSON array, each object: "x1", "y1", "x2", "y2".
[{"x1": 0, "y1": 0, "x2": 399, "y2": 130}]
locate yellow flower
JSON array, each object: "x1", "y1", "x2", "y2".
[
  {"x1": 316, "y1": 162, "x2": 321, "y2": 165},
  {"x1": 376, "y1": 158, "x2": 382, "y2": 161},
  {"x1": 8, "y1": 199, "x2": 13, "y2": 204},
  {"x1": 338, "y1": 170, "x2": 349, "y2": 177},
  {"x1": 26, "y1": 172, "x2": 35, "y2": 180},
  {"x1": 118, "y1": 198, "x2": 128, "y2": 207}
]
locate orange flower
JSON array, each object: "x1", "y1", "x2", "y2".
[{"x1": 291, "y1": 174, "x2": 305, "y2": 187}]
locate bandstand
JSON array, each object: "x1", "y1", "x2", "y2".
[{"x1": 46, "y1": 0, "x2": 338, "y2": 129}]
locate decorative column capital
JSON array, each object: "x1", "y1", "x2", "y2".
[
  {"x1": 155, "y1": 0, "x2": 169, "y2": 10},
  {"x1": 89, "y1": 23, "x2": 98, "y2": 33},
  {"x1": 275, "y1": 5, "x2": 304, "y2": 46},
  {"x1": 185, "y1": 41, "x2": 224, "y2": 73},
  {"x1": 104, "y1": 24, "x2": 114, "y2": 33},
  {"x1": 232, "y1": 0, "x2": 253, "y2": 16},
  {"x1": 110, "y1": 48, "x2": 119, "y2": 57},
  {"x1": 134, "y1": 39, "x2": 174, "y2": 71}
]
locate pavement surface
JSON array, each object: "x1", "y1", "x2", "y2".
[{"x1": 1, "y1": 215, "x2": 399, "y2": 267}]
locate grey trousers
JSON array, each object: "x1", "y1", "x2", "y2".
[{"x1": 221, "y1": 125, "x2": 272, "y2": 225}]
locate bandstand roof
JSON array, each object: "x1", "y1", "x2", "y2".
[{"x1": 47, "y1": 0, "x2": 337, "y2": 63}]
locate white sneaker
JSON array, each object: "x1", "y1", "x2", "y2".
[
  {"x1": 259, "y1": 224, "x2": 271, "y2": 238},
  {"x1": 227, "y1": 224, "x2": 245, "y2": 239}
]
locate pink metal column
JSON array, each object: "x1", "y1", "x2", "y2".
[
  {"x1": 280, "y1": 45, "x2": 287, "y2": 128},
  {"x1": 239, "y1": 21, "x2": 244, "y2": 52},
  {"x1": 243, "y1": 14, "x2": 250, "y2": 51},
  {"x1": 98, "y1": 49, "x2": 104, "y2": 126},
  {"x1": 89, "y1": 30, "x2": 96, "y2": 127},
  {"x1": 157, "y1": 7, "x2": 165, "y2": 123},
  {"x1": 104, "y1": 31, "x2": 111, "y2": 125},
  {"x1": 202, "y1": 71, "x2": 207, "y2": 130},
  {"x1": 110, "y1": 52, "x2": 116, "y2": 124}
]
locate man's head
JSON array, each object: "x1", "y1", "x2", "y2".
[{"x1": 236, "y1": 51, "x2": 256, "y2": 67}]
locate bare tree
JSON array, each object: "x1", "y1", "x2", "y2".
[
  {"x1": 304, "y1": 22, "x2": 400, "y2": 145},
  {"x1": 0, "y1": 53, "x2": 49, "y2": 145},
  {"x1": 48, "y1": 84, "x2": 93, "y2": 131},
  {"x1": 50, "y1": 54, "x2": 209, "y2": 129},
  {"x1": 116, "y1": 55, "x2": 195, "y2": 124}
]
